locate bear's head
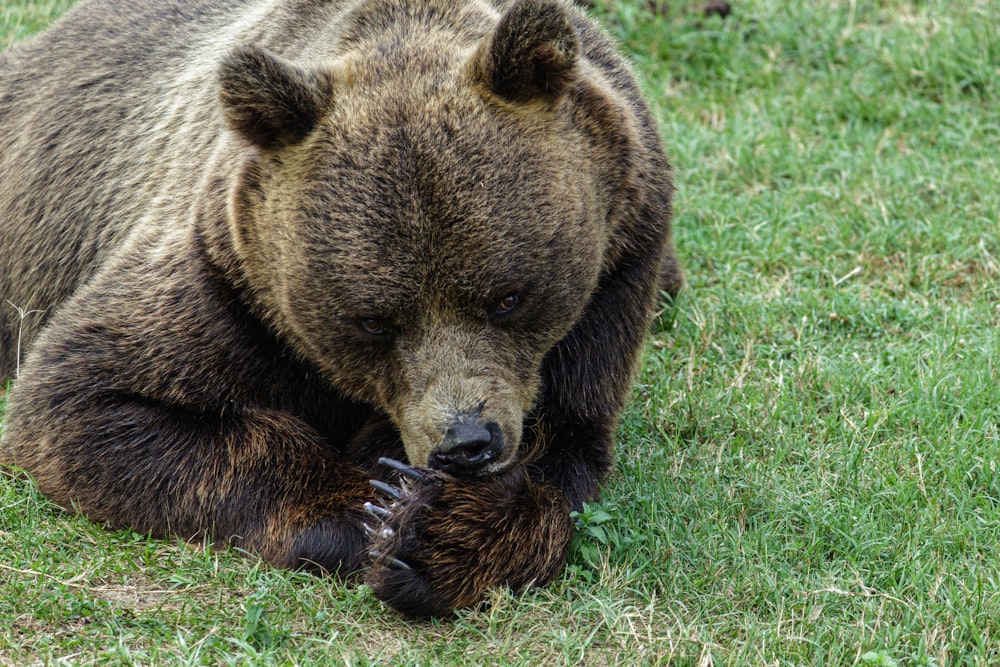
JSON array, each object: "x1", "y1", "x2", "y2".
[{"x1": 215, "y1": 0, "x2": 638, "y2": 476}]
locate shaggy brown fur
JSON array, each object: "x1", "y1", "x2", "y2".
[{"x1": 0, "y1": 0, "x2": 681, "y2": 617}]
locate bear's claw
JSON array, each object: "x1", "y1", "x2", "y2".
[
  {"x1": 369, "y1": 479, "x2": 403, "y2": 500},
  {"x1": 362, "y1": 501, "x2": 391, "y2": 520},
  {"x1": 364, "y1": 521, "x2": 396, "y2": 539},
  {"x1": 376, "y1": 456, "x2": 426, "y2": 480},
  {"x1": 368, "y1": 549, "x2": 411, "y2": 570},
  {"x1": 365, "y1": 471, "x2": 419, "y2": 573}
]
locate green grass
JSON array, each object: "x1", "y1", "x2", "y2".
[
  {"x1": 1, "y1": 0, "x2": 75, "y2": 47},
  {"x1": 2, "y1": 0, "x2": 999, "y2": 664}
]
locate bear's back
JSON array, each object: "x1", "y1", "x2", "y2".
[{"x1": 0, "y1": 0, "x2": 251, "y2": 377}]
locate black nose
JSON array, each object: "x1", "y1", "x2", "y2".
[{"x1": 427, "y1": 421, "x2": 503, "y2": 475}]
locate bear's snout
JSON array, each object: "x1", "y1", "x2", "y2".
[
  {"x1": 393, "y1": 332, "x2": 532, "y2": 472},
  {"x1": 427, "y1": 419, "x2": 504, "y2": 476}
]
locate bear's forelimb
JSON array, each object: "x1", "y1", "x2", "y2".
[
  {"x1": 2, "y1": 380, "x2": 378, "y2": 576},
  {"x1": 531, "y1": 247, "x2": 669, "y2": 509}
]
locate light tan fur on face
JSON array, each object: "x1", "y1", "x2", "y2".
[{"x1": 390, "y1": 324, "x2": 535, "y2": 470}]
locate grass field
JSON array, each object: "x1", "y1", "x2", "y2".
[{"x1": 2, "y1": 0, "x2": 999, "y2": 664}]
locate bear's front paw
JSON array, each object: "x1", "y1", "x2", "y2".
[{"x1": 363, "y1": 457, "x2": 571, "y2": 618}]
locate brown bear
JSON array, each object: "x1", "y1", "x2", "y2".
[{"x1": 0, "y1": 0, "x2": 682, "y2": 617}]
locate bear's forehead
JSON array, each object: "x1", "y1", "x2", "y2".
[
  {"x1": 292, "y1": 125, "x2": 584, "y2": 318},
  {"x1": 327, "y1": 66, "x2": 511, "y2": 147},
  {"x1": 307, "y1": 176, "x2": 565, "y2": 287},
  {"x1": 306, "y1": 101, "x2": 571, "y2": 239}
]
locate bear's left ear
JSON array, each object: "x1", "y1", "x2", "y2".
[
  {"x1": 474, "y1": 0, "x2": 580, "y2": 105},
  {"x1": 219, "y1": 44, "x2": 334, "y2": 150}
]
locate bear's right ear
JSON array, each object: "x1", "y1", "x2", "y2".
[
  {"x1": 474, "y1": 0, "x2": 579, "y2": 105},
  {"x1": 219, "y1": 45, "x2": 334, "y2": 150}
]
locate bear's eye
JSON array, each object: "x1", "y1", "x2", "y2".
[
  {"x1": 358, "y1": 317, "x2": 391, "y2": 338},
  {"x1": 492, "y1": 293, "x2": 520, "y2": 317}
]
